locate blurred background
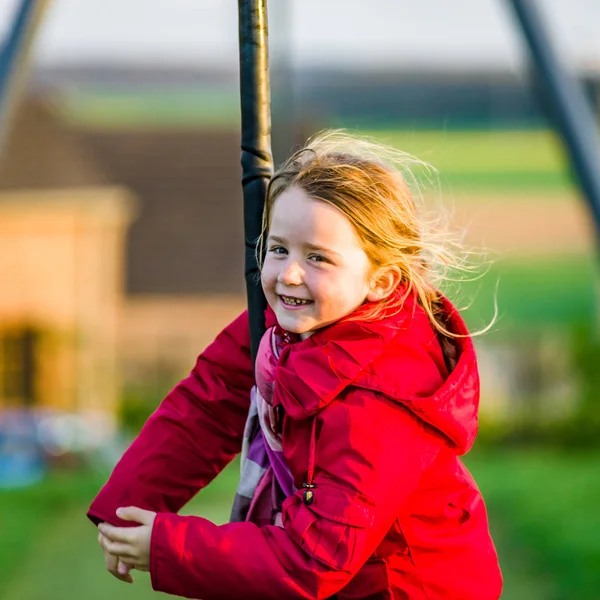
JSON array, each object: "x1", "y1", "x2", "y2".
[{"x1": 0, "y1": 1, "x2": 599, "y2": 598}]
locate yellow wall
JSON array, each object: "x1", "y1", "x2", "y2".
[
  {"x1": 0, "y1": 186, "x2": 136, "y2": 419},
  {"x1": 121, "y1": 294, "x2": 247, "y2": 373}
]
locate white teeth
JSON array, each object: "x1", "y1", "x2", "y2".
[{"x1": 281, "y1": 295, "x2": 310, "y2": 306}]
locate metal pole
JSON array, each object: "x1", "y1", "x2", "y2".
[
  {"x1": 0, "y1": 0, "x2": 47, "y2": 157},
  {"x1": 506, "y1": 0, "x2": 600, "y2": 235},
  {"x1": 237, "y1": 0, "x2": 272, "y2": 363}
]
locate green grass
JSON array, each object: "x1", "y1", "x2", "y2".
[
  {"x1": 0, "y1": 469, "x2": 102, "y2": 589},
  {"x1": 0, "y1": 462, "x2": 237, "y2": 600},
  {"x1": 465, "y1": 447, "x2": 600, "y2": 600},
  {"x1": 1, "y1": 449, "x2": 599, "y2": 599},
  {"x1": 60, "y1": 91, "x2": 564, "y2": 173},
  {"x1": 63, "y1": 89, "x2": 240, "y2": 129},
  {"x1": 358, "y1": 129, "x2": 574, "y2": 192},
  {"x1": 63, "y1": 90, "x2": 575, "y2": 190},
  {"x1": 450, "y1": 254, "x2": 598, "y2": 335},
  {"x1": 362, "y1": 130, "x2": 568, "y2": 174}
]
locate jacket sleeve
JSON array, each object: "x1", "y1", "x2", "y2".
[
  {"x1": 88, "y1": 310, "x2": 255, "y2": 527},
  {"x1": 147, "y1": 389, "x2": 443, "y2": 600}
]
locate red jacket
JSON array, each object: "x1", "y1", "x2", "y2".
[{"x1": 89, "y1": 294, "x2": 502, "y2": 599}]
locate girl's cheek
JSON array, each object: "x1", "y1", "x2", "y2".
[
  {"x1": 260, "y1": 274, "x2": 269, "y2": 292},
  {"x1": 260, "y1": 266, "x2": 275, "y2": 291}
]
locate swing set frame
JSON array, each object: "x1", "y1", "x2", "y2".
[{"x1": 1, "y1": 0, "x2": 599, "y2": 361}]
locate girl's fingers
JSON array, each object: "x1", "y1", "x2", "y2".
[
  {"x1": 119, "y1": 557, "x2": 149, "y2": 572},
  {"x1": 112, "y1": 562, "x2": 135, "y2": 584},
  {"x1": 116, "y1": 506, "x2": 156, "y2": 525},
  {"x1": 97, "y1": 521, "x2": 150, "y2": 577},
  {"x1": 110, "y1": 561, "x2": 134, "y2": 584},
  {"x1": 101, "y1": 538, "x2": 137, "y2": 560},
  {"x1": 102, "y1": 541, "x2": 119, "y2": 571},
  {"x1": 98, "y1": 523, "x2": 137, "y2": 544},
  {"x1": 99, "y1": 532, "x2": 137, "y2": 560},
  {"x1": 99, "y1": 539, "x2": 134, "y2": 583},
  {"x1": 118, "y1": 559, "x2": 139, "y2": 579}
]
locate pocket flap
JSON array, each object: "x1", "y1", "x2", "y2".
[{"x1": 301, "y1": 478, "x2": 375, "y2": 528}]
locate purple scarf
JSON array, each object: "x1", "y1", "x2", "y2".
[{"x1": 229, "y1": 327, "x2": 295, "y2": 523}]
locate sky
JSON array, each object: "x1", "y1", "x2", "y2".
[{"x1": 1, "y1": 0, "x2": 599, "y2": 72}]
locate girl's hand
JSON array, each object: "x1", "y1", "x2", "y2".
[
  {"x1": 98, "y1": 532, "x2": 135, "y2": 583},
  {"x1": 97, "y1": 507, "x2": 157, "y2": 573}
]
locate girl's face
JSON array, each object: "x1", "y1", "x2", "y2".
[{"x1": 261, "y1": 185, "x2": 373, "y2": 339}]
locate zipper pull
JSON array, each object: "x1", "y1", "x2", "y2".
[{"x1": 302, "y1": 482, "x2": 316, "y2": 506}]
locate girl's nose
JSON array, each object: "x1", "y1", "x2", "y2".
[{"x1": 278, "y1": 261, "x2": 304, "y2": 286}]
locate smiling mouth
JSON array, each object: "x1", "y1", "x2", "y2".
[{"x1": 280, "y1": 295, "x2": 312, "y2": 307}]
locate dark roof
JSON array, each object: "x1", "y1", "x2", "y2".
[
  {"x1": 82, "y1": 127, "x2": 246, "y2": 294},
  {"x1": 0, "y1": 96, "x2": 246, "y2": 294},
  {"x1": 0, "y1": 97, "x2": 108, "y2": 190}
]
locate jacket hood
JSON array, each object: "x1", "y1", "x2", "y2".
[{"x1": 268, "y1": 291, "x2": 480, "y2": 454}]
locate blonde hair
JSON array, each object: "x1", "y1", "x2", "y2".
[{"x1": 260, "y1": 130, "x2": 486, "y2": 338}]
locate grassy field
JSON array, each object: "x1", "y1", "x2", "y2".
[
  {"x1": 65, "y1": 91, "x2": 574, "y2": 189},
  {"x1": 464, "y1": 448, "x2": 600, "y2": 600},
  {"x1": 361, "y1": 128, "x2": 573, "y2": 192},
  {"x1": 64, "y1": 89, "x2": 241, "y2": 129},
  {"x1": 0, "y1": 463, "x2": 236, "y2": 600},
  {"x1": 457, "y1": 254, "x2": 598, "y2": 334},
  {"x1": 1, "y1": 448, "x2": 599, "y2": 600}
]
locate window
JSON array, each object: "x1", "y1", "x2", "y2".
[{"x1": 0, "y1": 327, "x2": 38, "y2": 405}]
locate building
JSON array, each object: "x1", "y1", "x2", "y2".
[
  {"x1": 0, "y1": 94, "x2": 255, "y2": 423},
  {"x1": 0, "y1": 98, "x2": 136, "y2": 418}
]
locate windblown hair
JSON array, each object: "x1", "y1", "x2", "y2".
[{"x1": 259, "y1": 130, "x2": 488, "y2": 338}]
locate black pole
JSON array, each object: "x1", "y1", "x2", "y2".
[
  {"x1": 238, "y1": 0, "x2": 272, "y2": 363},
  {"x1": 506, "y1": 0, "x2": 600, "y2": 235}
]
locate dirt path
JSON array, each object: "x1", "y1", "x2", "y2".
[{"x1": 446, "y1": 191, "x2": 594, "y2": 257}]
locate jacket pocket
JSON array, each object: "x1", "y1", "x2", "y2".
[{"x1": 283, "y1": 477, "x2": 376, "y2": 572}]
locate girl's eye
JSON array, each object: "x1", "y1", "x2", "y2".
[
  {"x1": 308, "y1": 254, "x2": 327, "y2": 263},
  {"x1": 268, "y1": 245, "x2": 286, "y2": 255}
]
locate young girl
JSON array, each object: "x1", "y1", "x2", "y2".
[{"x1": 90, "y1": 131, "x2": 502, "y2": 599}]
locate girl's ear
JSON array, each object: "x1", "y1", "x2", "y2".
[{"x1": 367, "y1": 266, "x2": 402, "y2": 302}]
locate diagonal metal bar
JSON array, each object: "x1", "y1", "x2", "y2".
[
  {"x1": 506, "y1": 0, "x2": 600, "y2": 236},
  {"x1": 237, "y1": 0, "x2": 272, "y2": 364},
  {"x1": 0, "y1": 0, "x2": 47, "y2": 157}
]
